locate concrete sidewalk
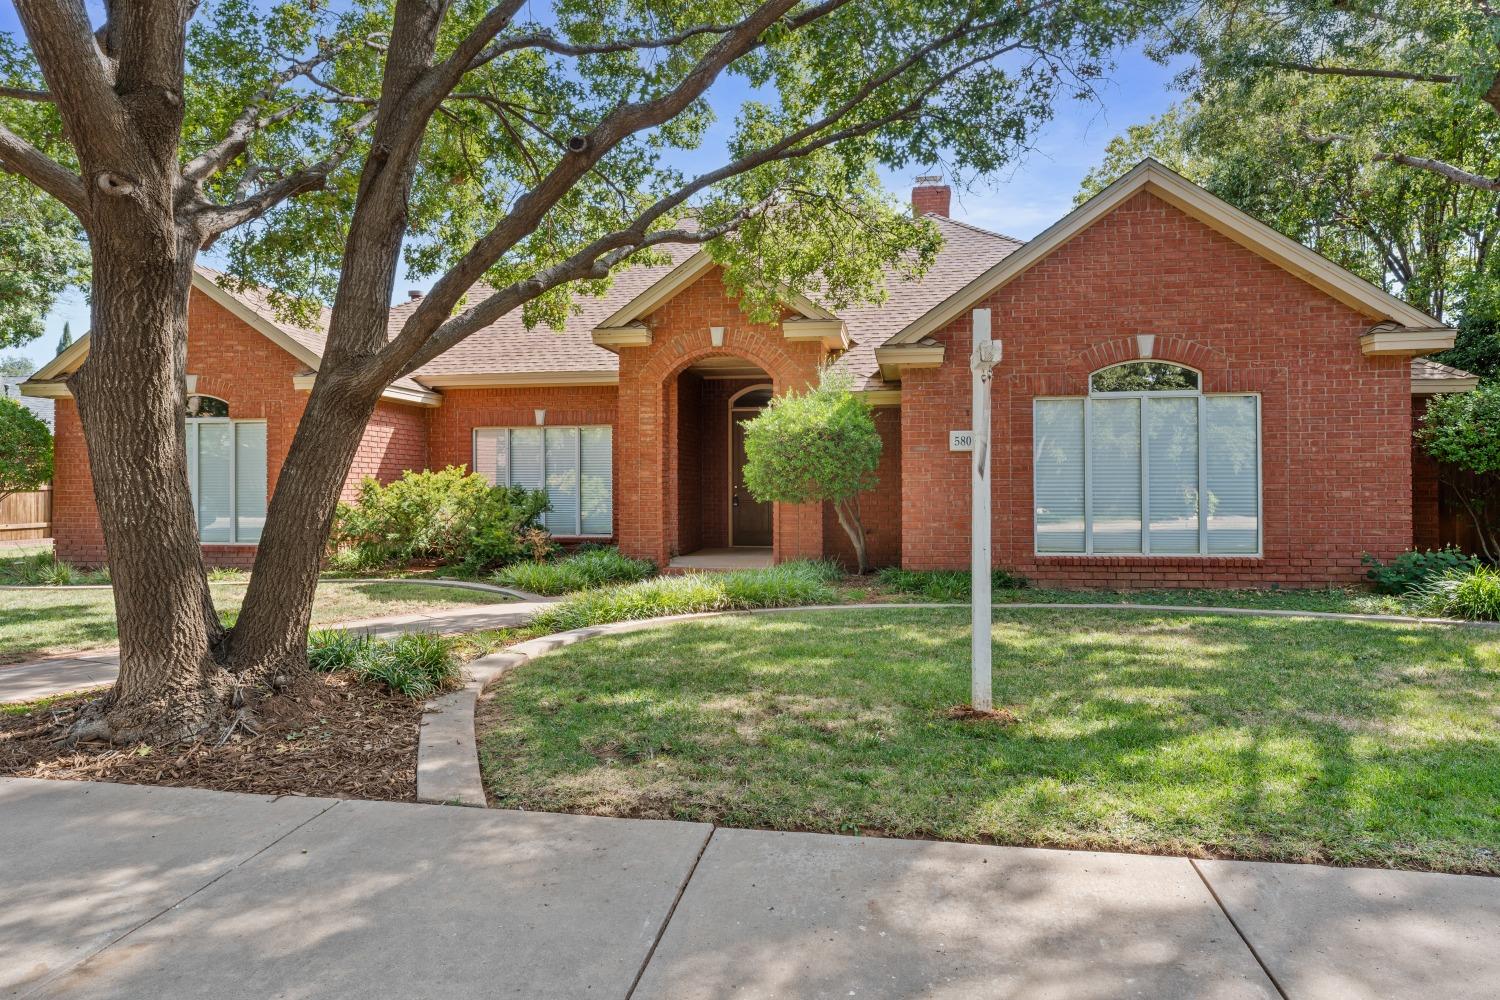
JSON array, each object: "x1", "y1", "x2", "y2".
[
  {"x1": 2, "y1": 779, "x2": 1495, "y2": 999},
  {"x1": 0, "y1": 599, "x2": 550, "y2": 704}
]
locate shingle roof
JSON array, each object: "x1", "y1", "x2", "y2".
[
  {"x1": 399, "y1": 216, "x2": 1021, "y2": 388},
  {"x1": 1, "y1": 377, "x2": 53, "y2": 429},
  {"x1": 1411, "y1": 357, "x2": 1478, "y2": 382}
]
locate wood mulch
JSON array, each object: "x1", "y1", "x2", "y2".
[{"x1": 0, "y1": 673, "x2": 422, "y2": 801}]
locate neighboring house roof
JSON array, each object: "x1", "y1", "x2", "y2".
[
  {"x1": 1412, "y1": 357, "x2": 1481, "y2": 394},
  {"x1": 1, "y1": 377, "x2": 53, "y2": 429}
]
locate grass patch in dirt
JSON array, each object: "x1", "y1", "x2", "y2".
[
  {"x1": 0, "y1": 672, "x2": 421, "y2": 800},
  {"x1": 480, "y1": 606, "x2": 1500, "y2": 874}
]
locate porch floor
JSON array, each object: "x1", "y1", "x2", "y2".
[{"x1": 667, "y1": 547, "x2": 774, "y2": 571}]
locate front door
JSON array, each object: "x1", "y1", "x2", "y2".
[{"x1": 730, "y1": 417, "x2": 773, "y2": 546}]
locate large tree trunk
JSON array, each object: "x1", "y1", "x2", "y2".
[
  {"x1": 70, "y1": 232, "x2": 226, "y2": 741},
  {"x1": 222, "y1": 377, "x2": 382, "y2": 677}
]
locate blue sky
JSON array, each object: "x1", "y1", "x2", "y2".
[{"x1": 2, "y1": 7, "x2": 1184, "y2": 371}]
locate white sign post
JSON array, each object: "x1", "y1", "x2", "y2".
[{"x1": 969, "y1": 308, "x2": 1000, "y2": 712}]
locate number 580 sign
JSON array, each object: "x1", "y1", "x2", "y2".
[{"x1": 948, "y1": 430, "x2": 974, "y2": 452}]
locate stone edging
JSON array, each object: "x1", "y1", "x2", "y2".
[{"x1": 414, "y1": 599, "x2": 1495, "y2": 807}]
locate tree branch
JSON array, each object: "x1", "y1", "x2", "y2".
[
  {"x1": 1268, "y1": 61, "x2": 1460, "y2": 85},
  {"x1": 0, "y1": 85, "x2": 53, "y2": 102},
  {"x1": 0, "y1": 123, "x2": 90, "y2": 219},
  {"x1": 193, "y1": 108, "x2": 378, "y2": 238},
  {"x1": 1303, "y1": 131, "x2": 1500, "y2": 191}
]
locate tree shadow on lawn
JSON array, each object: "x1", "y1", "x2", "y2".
[
  {"x1": 0, "y1": 600, "x2": 121, "y2": 662},
  {"x1": 480, "y1": 608, "x2": 1500, "y2": 873}
]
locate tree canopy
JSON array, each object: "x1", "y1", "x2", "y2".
[{"x1": 0, "y1": 394, "x2": 51, "y2": 500}]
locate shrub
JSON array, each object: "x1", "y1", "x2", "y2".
[
  {"x1": 740, "y1": 367, "x2": 882, "y2": 573},
  {"x1": 0, "y1": 550, "x2": 109, "y2": 586},
  {"x1": 306, "y1": 629, "x2": 461, "y2": 697},
  {"x1": 328, "y1": 466, "x2": 548, "y2": 573},
  {"x1": 1362, "y1": 548, "x2": 1479, "y2": 595},
  {"x1": 1416, "y1": 386, "x2": 1500, "y2": 563},
  {"x1": 876, "y1": 567, "x2": 1027, "y2": 602},
  {"x1": 0, "y1": 396, "x2": 51, "y2": 502},
  {"x1": 531, "y1": 561, "x2": 840, "y2": 631},
  {"x1": 492, "y1": 546, "x2": 656, "y2": 595},
  {"x1": 1414, "y1": 565, "x2": 1500, "y2": 621}
]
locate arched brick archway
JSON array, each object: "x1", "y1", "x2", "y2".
[{"x1": 612, "y1": 299, "x2": 830, "y2": 567}]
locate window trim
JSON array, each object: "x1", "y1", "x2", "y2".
[
  {"x1": 472, "y1": 424, "x2": 614, "y2": 538},
  {"x1": 185, "y1": 416, "x2": 267, "y2": 545},
  {"x1": 1088, "y1": 361, "x2": 1203, "y2": 397},
  {"x1": 1032, "y1": 389, "x2": 1263, "y2": 559}
]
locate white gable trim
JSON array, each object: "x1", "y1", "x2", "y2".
[{"x1": 886, "y1": 159, "x2": 1449, "y2": 348}]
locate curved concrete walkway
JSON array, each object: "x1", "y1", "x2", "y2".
[{"x1": 0, "y1": 593, "x2": 552, "y2": 705}]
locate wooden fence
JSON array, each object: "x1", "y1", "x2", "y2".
[{"x1": 0, "y1": 485, "x2": 52, "y2": 542}]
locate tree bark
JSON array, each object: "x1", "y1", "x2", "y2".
[{"x1": 833, "y1": 497, "x2": 870, "y2": 575}]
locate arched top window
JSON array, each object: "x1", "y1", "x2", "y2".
[
  {"x1": 186, "y1": 394, "x2": 229, "y2": 418},
  {"x1": 729, "y1": 384, "x2": 774, "y2": 409},
  {"x1": 1090, "y1": 361, "x2": 1199, "y2": 395}
]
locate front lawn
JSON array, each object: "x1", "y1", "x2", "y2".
[
  {"x1": 0, "y1": 581, "x2": 505, "y2": 661},
  {"x1": 480, "y1": 607, "x2": 1500, "y2": 874}
]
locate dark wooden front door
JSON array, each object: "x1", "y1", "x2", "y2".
[{"x1": 731, "y1": 417, "x2": 772, "y2": 546}]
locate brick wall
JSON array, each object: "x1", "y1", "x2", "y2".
[
  {"x1": 900, "y1": 190, "x2": 1413, "y2": 588},
  {"x1": 614, "y1": 267, "x2": 828, "y2": 566},
  {"x1": 53, "y1": 289, "x2": 429, "y2": 568},
  {"x1": 425, "y1": 383, "x2": 620, "y2": 540}
]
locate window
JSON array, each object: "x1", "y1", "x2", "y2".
[
  {"x1": 184, "y1": 405, "x2": 266, "y2": 544},
  {"x1": 473, "y1": 426, "x2": 613, "y2": 536},
  {"x1": 1034, "y1": 362, "x2": 1260, "y2": 556}
]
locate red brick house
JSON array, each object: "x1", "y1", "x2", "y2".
[{"x1": 23, "y1": 160, "x2": 1479, "y2": 586}]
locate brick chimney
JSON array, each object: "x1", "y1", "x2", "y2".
[{"x1": 912, "y1": 174, "x2": 950, "y2": 217}]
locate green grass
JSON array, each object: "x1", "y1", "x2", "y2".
[
  {"x1": 530, "y1": 561, "x2": 843, "y2": 632},
  {"x1": 876, "y1": 567, "x2": 1027, "y2": 601},
  {"x1": 492, "y1": 547, "x2": 657, "y2": 595},
  {"x1": 0, "y1": 549, "x2": 111, "y2": 586},
  {"x1": 0, "y1": 581, "x2": 503, "y2": 661},
  {"x1": 480, "y1": 607, "x2": 1500, "y2": 873}
]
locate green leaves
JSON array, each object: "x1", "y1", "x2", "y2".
[
  {"x1": 0, "y1": 395, "x2": 51, "y2": 500},
  {"x1": 740, "y1": 366, "x2": 881, "y2": 506},
  {"x1": 1418, "y1": 383, "x2": 1500, "y2": 476}
]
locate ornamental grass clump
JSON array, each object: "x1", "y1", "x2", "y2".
[
  {"x1": 492, "y1": 546, "x2": 656, "y2": 595},
  {"x1": 306, "y1": 629, "x2": 460, "y2": 697},
  {"x1": 1415, "y1": 565, "x2": 1500, "y2": 621},
  {"x1": 531, "y1": 561, "x2": 841, "y2": 632}
]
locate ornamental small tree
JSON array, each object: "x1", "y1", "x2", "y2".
[
  {"x1": 741, "y1": 368, "x2": 881, "y2": 573},
  {"x1": 1417, "y1": 384, "x2": 1500, "y2": 563},
  {"x1": 0, "y1": 396, "x2": 52, "y2": 502}
]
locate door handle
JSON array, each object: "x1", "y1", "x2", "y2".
[{"x1": 732, "y1": 493, "x2": 740, "y2": 508}]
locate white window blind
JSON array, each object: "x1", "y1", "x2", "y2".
[
  {"x1": 1033, "y1": 399, "x2": 1085, "y2": 553},
  {"x1": 1033, "y1": 377, "x2": 1259, "y2": 556},
  {"x1": 473, "y1": 426, "x2": 613, "y2": 536},
  {"x1": 185, "y1": 419, "x2": 267, "y2": 544}
]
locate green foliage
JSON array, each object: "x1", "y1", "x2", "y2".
[
  {"x1": 1415, "y1": 565, "x2": 1500, "y2": 621},
  {"x1": 1434, "y1": 315, "x2": 1500, "y2": 382},
  {"x1": 742, "y1": 369, "x2": 881, "y2": 507},
  {"x1": 0, "y1": 355, "x2": 32, "y2": 377},
  {"x1": 0, "y1": 549, "x2": 109, "y2": 586},
  {"x1": 328, "y1": 467, "x2": 548, "y2": 573},
  {"x1": 1419, "y1": 384, "x2": 1500, "y2": 476},
  {"x1": 306, "y1": 628, "x2": 460, "y2": 697},
  {"x1": 0, "y1": 396, "x2": 51, "y2": 500},
  {"x1": 492, "y1": 546, "x2": 656, "y2": 595},
  {"x1": 54, "y1": 323, "x2": 71, "y2": 357},
  {"x1": 531, "y1": 561, "x2": 842, "y2": 632},
  {"x1": 1362, "y1": 548, "x2": 1479, "y2": 596},
  {"x1": 875, "y1": 567, "x2": 1028, "y2": 602}
]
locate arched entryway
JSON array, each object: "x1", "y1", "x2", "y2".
[{"x1": 669, "y1": 360, "x2": 775, "y2": 568}]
